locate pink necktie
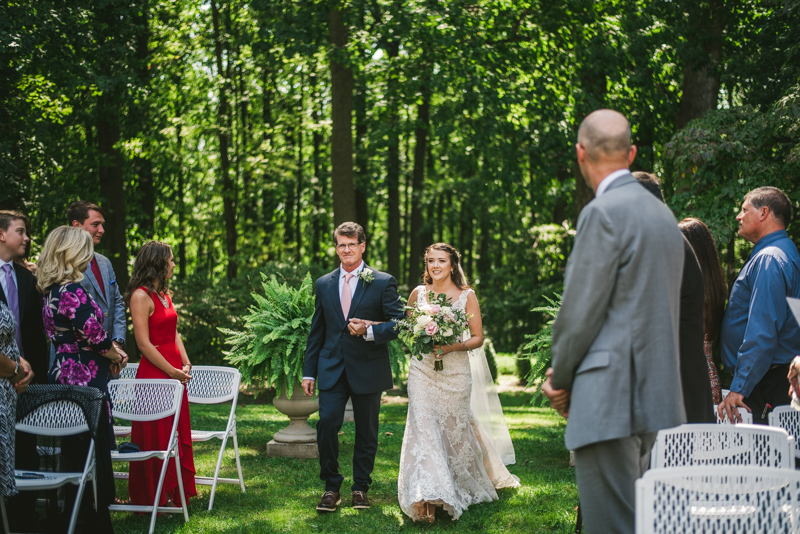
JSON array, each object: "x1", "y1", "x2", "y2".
[{"x1": 341, "y1": 272, "x2": 354, "y2": 319}]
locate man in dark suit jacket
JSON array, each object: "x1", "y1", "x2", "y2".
[
  {"x1": 302, "y1": 222, "x2": 404, "y2": 513},
  {"x1": 0, "y1": 210, "x2": 47, "y2": 530},
  {"x1": 633, "y1": 172, "x2": 715, "y2": 423}
]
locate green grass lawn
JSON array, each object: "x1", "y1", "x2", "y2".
[{"x1": 111, "y1": 378, "x2": 577, "y2": 533}]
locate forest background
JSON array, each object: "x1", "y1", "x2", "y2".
[{"x1": 1, "y1": 0, "x2": 799, "y2": 370}]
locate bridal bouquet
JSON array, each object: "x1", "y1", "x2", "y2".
[{"x1": 394, "y1": 291, "x2": 471, "y2": 371}]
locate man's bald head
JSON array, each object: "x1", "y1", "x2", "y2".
[{"x1": 577, "y1": 109, "x2": 632, "y2": 162}]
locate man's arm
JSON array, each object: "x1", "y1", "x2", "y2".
[
  {"x1": 107, "y1": 260, "x2": 126, "y2": 346},
  {"x1": 550, "y1": 205, "x2": 620, "y2": 390},
  {"x1": 370, "y1": 276, "x2": 404, "y2": 345},
  {"x1": 302, "y1": 279, "x2": 327, "y2": 388},
  {"x1": 728, "y1": 255, "x2": 790, "y2": 397}
]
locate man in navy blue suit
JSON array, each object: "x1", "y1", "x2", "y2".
[{"x1": 302, "y1": 222, "x2": 404, "y2": 513}]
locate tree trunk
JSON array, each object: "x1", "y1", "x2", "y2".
[
  {"x1": 407, "y1": 82, "x2": 430, "y2": 288},
  {"x1": 329, "y1": 6, "x2": 356, "y2": 225},
  {"x1": 295, "y1": 71, "x2": 304, "y2": 263},
  {"x1": 134, "y1": 1, "x2": 154, "y2": 238},
  {"x1": 354, "y1": 73, "x2": 370, "y2": 243},
  {"x1": 96, "y1": 2, "x2": 129, "y2": 291},
  {"x1": 385, "y1": 41, "x2": 401, "y2": 278},
  {"x1": 211, "y1": 0, "x2": 237, "y2": 280},
  {"x1": 676, "y1": 0, "x2": 724, "y2": 129},
  {"x1": 261, "y1": 67, "x2": 277, "y2": 237},
  {"x1": 176, "y1": 118, "x2": 186, "y2": 279},
  {"x1": 312, "y1": 99, "x2": 324, "y2": 264},
  {"x1": 97, "y1": 95, "x2": 129, "y2": 291}
]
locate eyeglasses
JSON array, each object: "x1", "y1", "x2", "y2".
[{"x1": 336, "y1": 242, "x2": 363, "y2": 251}]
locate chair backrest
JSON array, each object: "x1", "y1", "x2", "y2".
[
  {"x1": 16, "y1": 399, "x2": 90, "y2": 437},
  {"x1": 118, "y1": 363, "x2": 139, "y2": 380},
  {"x1": 185, "y1": 366, "x2": 241, "y2": 405},
  {"x1": 714, "y1": 404, "x2": 754, "y2": 424},
  {"x1": 107, "y1": 379, "x2": 183, "y2": 423},
  {"x1": 650, "y1": 423, "x2": 794, "y2": 469},
  {"x1": 636, "y1": 466, "x2": 800, "y2": 534},
  {"x1": 769, "y1": 405, "x2": 800, "y2": 458}
]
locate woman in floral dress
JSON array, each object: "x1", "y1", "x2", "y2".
[{"x1": 36, "y1": 227, "x2": 125, "y2": 401}]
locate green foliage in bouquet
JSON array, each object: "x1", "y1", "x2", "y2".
[
  {"x1": 220, "y1": 272, "x2": 315, "y2": 398},
  {"x1": 521, "y1": 293, "x2": 562, "y2": 406},
  {"x1": 394, "y1": 291, "x2": 471, "y2": 371}
]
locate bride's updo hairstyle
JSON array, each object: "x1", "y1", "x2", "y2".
[
  {"x1": 125, "y1": 241, "x2": 174, "y2": 306},
  {"x1": 423, "y1": 243, "x2": 471, "y2": 290}
]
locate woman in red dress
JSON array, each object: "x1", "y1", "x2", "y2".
[{"x1": 126, "y1": 241, "x2": 196, "y2": 507}]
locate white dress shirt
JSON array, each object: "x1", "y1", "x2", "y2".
[
  {"x1": 303, "y1": 261, "x2": 375, "y2": 381},
  {"x1": 0, "y1": 258, "x2": 18, "y2": 300},
  {"x1": 594, "y1": 168, "x2": 630, "y2": 198}
]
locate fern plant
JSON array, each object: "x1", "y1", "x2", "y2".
[
  {"x1": 220, "y1": 272, "x2": 315, "y2": 399},
  {"x1": 521, "y1": 293, "x2": 562, "y2": 406}
]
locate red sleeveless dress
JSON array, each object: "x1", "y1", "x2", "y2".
[{"x1": 129, "y1": 288, "x2": 197, "y2": 506}]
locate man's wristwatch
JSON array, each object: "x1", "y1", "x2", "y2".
[{"x1": 113, "y1": 338, "x2": 125, "y2": 347}]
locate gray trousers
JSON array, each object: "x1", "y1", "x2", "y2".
[{"x1": 573, "y1": 432, "x2": 657, "y2": 534}]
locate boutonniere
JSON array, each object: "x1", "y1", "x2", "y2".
[{"x1": 358, "y1": 268, "x2": 375, "y2": 284}]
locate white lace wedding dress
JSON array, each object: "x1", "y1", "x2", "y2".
[{"x1": 397, "y1": 288, "x2": 520, "y2": 521}]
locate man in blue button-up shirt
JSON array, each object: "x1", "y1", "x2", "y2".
[{"x1": 718, "y1": 187, "x2": 800, "y2": 424}]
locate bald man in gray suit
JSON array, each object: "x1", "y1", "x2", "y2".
[{"x1": 542, "y1": 110, "x2": 686, "y2": 533}]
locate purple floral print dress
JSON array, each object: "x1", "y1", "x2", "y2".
[{"x1": 43, "y1": 282, "x2": 113, "y2": 393}]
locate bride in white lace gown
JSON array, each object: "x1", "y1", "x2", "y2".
[{"x1": 397, "y1": 243, "x2": 520, "y2": 523}]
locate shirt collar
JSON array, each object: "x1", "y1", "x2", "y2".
[
  {"x1": 752, "y1": 229, "x2": 789, "y2": 256},
  {"x1": 340, "y1": 261, "x2": 365, "y2": 279},
  {"x1": 595, "y1": 169, "x2": 630, "y2": 198},
  {"x1": 0, "y1": 258, "x2": 14, "y2": 271}
]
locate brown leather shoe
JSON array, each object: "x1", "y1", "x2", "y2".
[
  {"x1": 316, "y1": 491, "x2": 341, "y2": 512},
  {"x1": 352, "y1": 491, "x2": 370, "y2": 509}
]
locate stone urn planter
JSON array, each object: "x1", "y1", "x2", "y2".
[
  {"x1": 272, "y1": 383, "x2": 320, "y2": 442},
  {"x1": 267, "y1": 383, "x2": 320, "y2": 458}
]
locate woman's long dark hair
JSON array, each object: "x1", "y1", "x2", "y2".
[
  {"x1": 422, "y1": 243, "x2": 471, "y2": 290},
  {"x1": 125, "y1": 241, "x2": 173, "y2": 306},
  {"x1": 679, "y1": 218, "x2": 727, "y2": 342}
]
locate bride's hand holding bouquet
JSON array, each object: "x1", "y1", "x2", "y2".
[{"x1": 394, "y1": 291, "x2": 471, "y2": 371}]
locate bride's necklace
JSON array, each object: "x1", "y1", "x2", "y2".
[{"x1": 155, "y1": 291, "x2": 169, "y2": 309}]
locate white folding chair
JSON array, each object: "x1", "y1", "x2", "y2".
[
  {"x1": 118, "y1": 362, "x2": 139, "y2": 381},
  {"x1": 714, "y1": 404, "x2": 754, "y2": 424},
  {"x1": 770, "y1": 405, "x2": 800, "y2": 459},
  {"x1": 107, "y1": 379, "x2": 188, "y2": 534},
  {"x1": 0, "y1": 399, "x2": 96, "y2": 534},
  {"x1": 113, "y1": 363, "x2": 138, "y2": 439},
  {"x1": 185, "y1": 366, "x2": 245, "y2": 510},
  {"x1": 650, "y1": 423, "x2": 794, "y2": 469},
  {"x1": 636, "y1": 466, "x2": 800, "y2": 533}
]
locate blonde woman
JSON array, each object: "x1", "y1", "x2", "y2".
[{"x1": 36, "y1": 226, "x2": 125, "y2": 389}]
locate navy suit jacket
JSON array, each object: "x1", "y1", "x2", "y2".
[{"x1": 303, "y1": 265, "x2": 404, "y2": 395}]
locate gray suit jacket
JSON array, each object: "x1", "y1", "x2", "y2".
[
  {"x1": 551, "y1": 173, "x2": 686, "y2": 451},
  {"x1": 48, "y1": 252, "x2": 126, "y2": 365}
]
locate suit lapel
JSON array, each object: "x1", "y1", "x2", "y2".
[
  {"x1": 13, "y1": 263, "x2": 27, "y2": 320},
  {"x1": 85, "y1": 255, "x2": 108, "y2": 306},
  {"x1": 328, "y1": 268, "x2": 345, "y2": 328}
]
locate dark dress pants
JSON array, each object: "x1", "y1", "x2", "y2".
[
  {"x1": 317, "y1": 369, "x2": 381, "y2": 493},
  {"x1": 744, "y1": 364, "x2": 792, "y2": 424}
]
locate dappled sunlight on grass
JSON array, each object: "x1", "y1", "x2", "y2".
[{"x1": 111, "y1": 392, "x2": 576, "y2": 533}]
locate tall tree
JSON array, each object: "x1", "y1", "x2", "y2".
[
  {"x1": 211, "y1": 0, "x2": 238, "y2": 280},
  {"x1": 329, "y1": 5, "x2": 356, "y2": 225},
  {"x1": 407, "y1": 80, "x2": 430, "y2": 288}
]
